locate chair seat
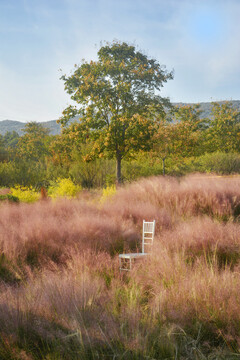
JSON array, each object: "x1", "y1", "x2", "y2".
[
  {"x1": 119, "y1": 253, "x2": 148, "y2": 259},
  {"x1": 119, "y1": 220, "x2": 155, "y2": 271}
]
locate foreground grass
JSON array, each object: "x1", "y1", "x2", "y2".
[{"x1": 0, "y1": 174, "x2": 240, "y2": 359}]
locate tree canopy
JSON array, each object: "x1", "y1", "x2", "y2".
[{"x1": 59, "y1": 41, "x2": 173, "y2": 183}]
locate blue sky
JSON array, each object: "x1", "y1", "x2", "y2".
[{"x1": 0, "y1": 0, "x2": 239, "y2": 122}]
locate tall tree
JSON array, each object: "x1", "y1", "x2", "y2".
[{"x1": 59, "y1": 41, "x2": 173, "y2": 183}]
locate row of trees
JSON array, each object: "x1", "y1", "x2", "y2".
[
  {"x1": 0, "y1": 100, "x2": 239, "y2": 186},
  {"x1": 0, "y1": 41, "x2": 239, "y2": 187},
  {"x1": 153, "y1": 101, "x2": 240, "y2": 174}
]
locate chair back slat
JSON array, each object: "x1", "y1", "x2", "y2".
[{"x1": 142, "y1": 220, "x2": 155, "y2": 253}]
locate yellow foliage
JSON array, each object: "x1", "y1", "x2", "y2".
[
  {"x1": 100, "y1": 185, "x2": 116, "y2": 203},
  {"x1": 48, "y1": 178, "x2": 81, "y2": 199},
  {"x1": 10, "y1": 186, "x2": 40, "y2": 203}
]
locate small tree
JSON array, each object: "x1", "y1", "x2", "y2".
[
  {"x1": 3, "y1": 131, "x2": 20, "y2": 161},
  {"x1": 173, "y1": 104, "x2": 208, "y2": 157},
  {"x1": 59, "y1": 41, "x2": 173, "y2": 183},
  {"x1": 207, "y1": 102, "x2": 240, "y2": 153},
  {"x1": 153, "y1": 105, "x2": 206, "y2": 174},
  {"x1": 17, "y1": 122, "x2": 51, "y2": 161},
  {"x1": 153, "y1": 121, "x2": 179, "y2": 175},
  {"x1": 3, "y1": 131, "x2": 20, "y2": 149},
  {"x1": 0, "y1": 134, "x2": 7, "y2": 162}
]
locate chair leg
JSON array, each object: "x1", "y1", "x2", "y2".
[{"x1": 119, "y1": 257, "x2": 131, "y2": 271}]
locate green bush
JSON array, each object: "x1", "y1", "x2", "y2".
[
  {"x1": 0, "y1": 194, "x2": 19, "y2": 203},
  {"x1": 0, "y1": 161, "x2": 17, "y2": 187},
  {"x1": 0, "y1": 160, "x2": 47, "y2": 187},
  {"x1": 198, "y1": 152, "x2": 240, "y2": 174},
  {"x1": 45, "y1": 161, "x2": 70, "y2": 182},
  {"x1": 69, "y1": 158, "x2": 115, "y2": 188},
  {"x1": 167, "y1": 152, "x2": 240, "y2": 176},
  {"x1": 122, "y1": 153, "x2": 164, "y2": 182}
]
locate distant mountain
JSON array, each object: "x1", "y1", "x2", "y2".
[
  {"x1": 0, "y1": 119, "x2": 62, "y2": 136},
  {"x1": 174, "y1": 100, "x2": 240, "y2": 119},
  {"x1": 1, "y1": 101, "x2": 240, "y2": 136}
]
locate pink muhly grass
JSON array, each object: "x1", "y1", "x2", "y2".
[
  {"x1": 151, "y1": 263, "x2": 240, "y2": 344},
  {"x1": 171, "y1": 175, "x2": 240, "y2": 219},
  {"x1": 0, "y1": 251, "x2": 120, "y2": 349},
  {"x1": 158, "y1": 217, "x2": 240, "y2": 268},
  {"x1": 103, "y1": 198, "x2": 173, "y2": 232},
  {"x1": 0, "y1": 174, "x2": 239, "y2": 354},
  {"x1": 167, "y1": 174, "x2": 240, "y2": 219},
  {"x1": 0, "y1": 199, "x2": 138, "y2": 270},
  {"x1": 130, "y1": 247, "x2": 240, "y2": 343},
  {"x1": 111, "y1": 175, "x2": 240, "y2": 220}
]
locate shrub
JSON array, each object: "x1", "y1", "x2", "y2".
[
  {"x1": 198, "y1": 152, "x2": 240, "y2": 174},
  {"x1": 100, "y1": 185, "x2": 116, "y2": 203},
  {"x1": 10, "y1": 185, "x2": 40, "y2": 203},
  {"x1": 48, "y1": 178, "x2": 81, "y2": 198},
  {"x1": 0, "y1": 162, "x2": 16, "y2": 187},
  {"x1": 0, "y1": 194, "x2": 19, "y2": 203},
  {"x1": 69, "y1": 158, "x2": 115, "y2": 188},
  {"x1": 164, "y1": 152, "x2": 240, "y2": 177},
  {"x1": 0, "y1": 160, "x2": 48, "y2": 187},
  {"x1": 122, "y1": 155, "x2": 163, "y2": 181}
]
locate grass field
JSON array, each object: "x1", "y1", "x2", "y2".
[{"x1": 0, "y1": 174, "x2": 240, "y2": 359}]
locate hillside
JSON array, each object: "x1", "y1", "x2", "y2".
[
  {"x1": 0, "y1": 100, "x2": 240, "y2": 136},
  {"x1": 174, "y1": 100, "x2": 240, "y2": 118},
  {"x1": 0, "y1": 119, "x2": 62, "y2": 136}
]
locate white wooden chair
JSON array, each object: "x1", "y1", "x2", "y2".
[{"x1": 119, "y1": 220, "x2": 156, "y2": 271}]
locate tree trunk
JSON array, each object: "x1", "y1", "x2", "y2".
[{"x1": 116, "y1": 156, "x2": 122, "y2": 185}]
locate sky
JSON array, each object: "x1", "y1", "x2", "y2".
[{"x1": 0, "y1": 0, "x2": 239, "y2": 122}]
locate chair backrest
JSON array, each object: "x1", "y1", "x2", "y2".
[{"x1": 142, "y1": 220, "x2": 155, "y2": 254}]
